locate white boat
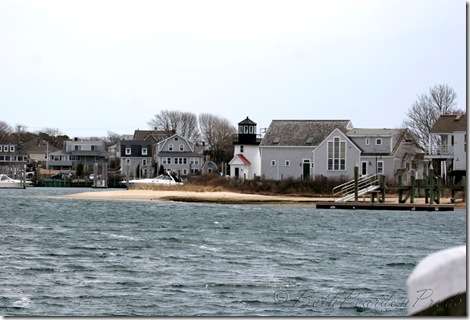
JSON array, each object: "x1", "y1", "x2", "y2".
[
  {"x1": 0, "y1": 174, "x2": 31, "y2": 189},
  {"x1": 122, "y1": 174, "x2": 183, "y2": 187}
]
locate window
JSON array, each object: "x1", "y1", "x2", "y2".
[
  {"x1": 91, "y1": 145, "x2": 99, "y2": 151},
  {"x1": 0, "y1": 145, "x2": 2, "y2": 152},
  {"x1": 142, "y1": 159, "x2": 147, "y2": 166},
  {"x1": 168, "y1": 144, "x2": 173, "y2": 151},
  {"x1": 244, "y1": 126, "x2": 249, "y2": 134},
  {"x1": 327, "y1": 137, "x2": 346, "y2": 171},
  {"x1": 240, "y1": 145, "x2": 244, "y2": 153},
  {"x1": 183, "y1": 169, "x2": 188, "y2": 175},
  {"x1": 125, "y1": 148, "x2": 131, "y2": 155},
  {"x1": 175, "y1": 137, "x2": 179, "y2": 141},
  {"x1": 249, "y1": 126, "x2": 254, "y2": 134},
  {"x1": 285, "y1": 160, "x2": 290, "y2": 166},
  {"x1": 142, "y1": 148, "x2": 148, "y2": 155},
  {"x1": 167, "y1": 157, "x2": 172, "y2": 164},
  {"x1": 377, "y1": 161, "x2": 384, "y2": 174},
  {"x1": 74, "y1": 145, "x2": 81, "y2": 151},
  {"x1": 179, "y1": 144, "x2": 184, "y2": 151},
  {"x1": 271, "y1": 160, "x2": 277, "y2": 166},
  {"x1": 9, "y1": 145, "x2": 14, "y2": 152},
  {"x1": 376, "y1": 138, "x2": 382, "y2": 145},
  {"x1": 365, "y1": 138, "x2": 370, "y2": 145}
]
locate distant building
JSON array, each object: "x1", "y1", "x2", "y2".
[
  {"x1": 118, "y1": 140, "x2": 154, "y2": 179},
  {"x1": 260, "y1": 120, "x2": 352, "y2": 180},
  {"x1": 155, "y1": 134, "x2": 205, "y2": 176},
  {"x1": 425, "y1": 114, "x2": 467, "y2": 182},
  {"x1": 48, "y1": 139, "x2": 112, "y2": 172},
  {"x1": 0, "y1": 143, "x2": 28, "y2": 176}
]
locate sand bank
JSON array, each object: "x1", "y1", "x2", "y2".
[{"x1": 60, "y1": 189, "x2": 466, "y2": 208}]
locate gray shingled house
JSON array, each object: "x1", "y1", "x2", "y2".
[{"x1": 259, "y1": 120, "x2": 353, "y2": 180}]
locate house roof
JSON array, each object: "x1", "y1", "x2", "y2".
[
  {"x1": 260, "y1": 120, "x2": 352, "y2": 146},
  {"x1": 238, "y1": 117, "x2": 257, "y2": 126},
  {"x1": 235, "y1": 153, "x2": 251, "y2": 164},
  {"x1": 133, "y1": 129, "x2": 169, "y2": 141},
  {"x1": 430, "y1": 114, "x2": 467, "y2": 133},
  {"x1": 23, "y1": 140, "x2": 60, "y2": 153}
]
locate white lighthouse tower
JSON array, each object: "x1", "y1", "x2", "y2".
[{"x1": 229, "y1": 117, "x2": 261, "y2": 180}]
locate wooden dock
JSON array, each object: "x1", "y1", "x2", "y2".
[{"x1": 316, "y1": 202, "x2": 455, "y2": 211}]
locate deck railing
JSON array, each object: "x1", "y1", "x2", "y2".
[{"x1": 332, "y1": 174, "x2": 381, "y2": 202}]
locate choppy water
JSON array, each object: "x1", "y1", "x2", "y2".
[{"x1": 0, "y1": 187, "x2": 466, "y2": 316}]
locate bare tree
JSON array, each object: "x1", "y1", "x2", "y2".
[
  {"x1": 38, "y1": 127, "x2": 63, "y2": 137},
  {"x1": 402, "y1": 84, "x2": 464, "y2": 150},
  {"x1": 0, "y1": 120, "x2": 13, "y2": 143},
  {"x1": 199, "y1": 113, "x2": 236, "y2": 162},
  {"x1": 148, "y1": 110, "x2": 200, "y2": 142},
  {"x1": 106, "y1": 131, "x2": 122, "y2": 146}
]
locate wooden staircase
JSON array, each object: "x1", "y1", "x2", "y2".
[{"x1": 333, "y1": 174, "x2": 381, "y2": 203}]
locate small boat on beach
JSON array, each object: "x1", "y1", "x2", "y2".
[
  {"x1": 121, "y1": 173, "x2": 183, "y2": 187},
  {"x1": 0, "y1": 174, "x2": 31, "y2": 189}
]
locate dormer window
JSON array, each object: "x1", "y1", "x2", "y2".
[
  {"x1": 142, "y1": 148, "x2": 148, "y2": 155},
  {"x1": 125, "y1": 148, "x2": 131, "y2": 155}
]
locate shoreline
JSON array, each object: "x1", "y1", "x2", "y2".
[{"x1": 60, "y1": 189, "x2": 467, "y2": 208}]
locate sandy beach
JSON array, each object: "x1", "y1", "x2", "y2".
[{"x1": 60, "y1": 189, "x2": 466, "y2": 208}]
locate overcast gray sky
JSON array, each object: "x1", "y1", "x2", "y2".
[{"x1": 0, "y1": 0, "x2": 466, "y2": 138}]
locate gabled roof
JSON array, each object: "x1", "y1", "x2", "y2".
[
  {"x1": 236, "y1": 153, "x2": 251, "y2": 164},
  {"x1": 229, "y1": 153, "x2": 252, "y2": 165},
  {"x1": 23, "y1": 140, "x2": 60, "y2": 153},
  {"x1": 260, "y1": 120, "x2": 352, "y2": 146},
  {"x1": 133, "y1": 129, "x2": 168, "y2": 142},
  {"x1": 313, "y1": 128, "x2": 361, "y2": 155},
  {"x1": 238, "y1": 117, "x2": 257, "y2": 126},
  {"x1": 430, "y1": 114, "x2": 467, "y2": 133},
  {"x1": 157, "y1": 134, "x2": 195, "y2": 152}
]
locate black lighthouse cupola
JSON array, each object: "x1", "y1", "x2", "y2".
[{"x1": 235, "y1": 117, "x2": 259, "y2": 145}]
